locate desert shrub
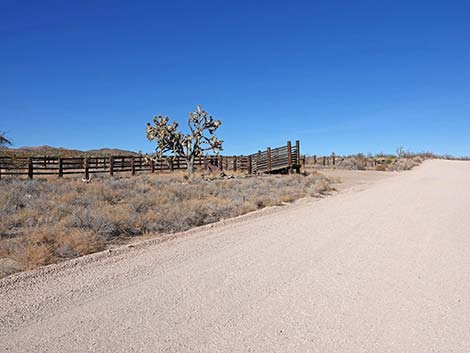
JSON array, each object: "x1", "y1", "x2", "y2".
[
  {"x1": 55, "y1": 229, "x2": 105, "y2": 258},
  {"x1": 0, "y1": 226, "x2": 56, "y2": 269},
  {"x1": 0, "y1": 221, "x2": 9, "y2": 238},
  {"x1": 21, "y1": 244, "x2": 55, "y2": 269},
  {"x1": 311, "y1": 179, "x2": 334, "y2": 196},
  {"x1": 375, "y1": 164, "x2": 387, "y2": 171},
  {"x1": 279, "y1": 193, "x2": 298, "y2": 203},
  {"x1": 387, "y1": 157, "x2": 422, "y2": 171},
  {"x1": 0, "y1": 182, "x2": 31, "y2": 213},
  {"x1": 0, "y1": 225, "x2": 105, "y2": 269},
  {"x1": 68, "y1": 207, "x2": 116, "y2": 236},
  {"x1": 330, "y1": 156, "x2": 368, "y2": 170}
]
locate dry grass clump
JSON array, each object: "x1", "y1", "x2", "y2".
[
  {"x1": 0, "y1": 172, "x2": 333, "y2": 275},
  {"x1": 311, "y1": 179, "x2": 335, "y2": 196},
  {"x1": 375, "y1": 164, "x2": 387, "y2": 171},
  {"x1": 0, "y1": 225, "x2": 105, "y2": 269}
]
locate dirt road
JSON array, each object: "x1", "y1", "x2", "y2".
[{"x1": 1, "y1": 160, "x2": 469, "y2": 352}]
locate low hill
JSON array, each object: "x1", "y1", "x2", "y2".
[{"x1": 0, "y1": 145, "x2": 140, "y2": 157}]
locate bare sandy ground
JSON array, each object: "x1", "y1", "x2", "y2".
[
  {"x1": 1, "y1": 160, "x2": 470, "y2": 352},
  {"x1": 320, "y1": 168, "x2": 395, "y2": 192}
]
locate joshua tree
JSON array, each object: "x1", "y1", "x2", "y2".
[
  {"x1": 0, "y1": 131, "x2": 12, "y2": 146},
  {"x1": 146, "y1": 105, "x2": 223, "y2": 176},
  {"x1": 396, "y1": 145, "x2": 406, "y2": 159}
]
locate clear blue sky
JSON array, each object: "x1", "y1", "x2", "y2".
[{"x1": 1, "y1": 0, "x2": 469, "y2": 156}]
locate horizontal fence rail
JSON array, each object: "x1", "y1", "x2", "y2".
[{"x1": 0, "y1": 140, "x2": 302, "y2": 179}]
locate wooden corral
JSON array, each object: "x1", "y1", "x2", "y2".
[{"x1": 0, "y1": 141, "x2": 302, "y2": 179}]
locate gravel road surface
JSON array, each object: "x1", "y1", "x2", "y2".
[{"x1": 1, "y1": 160, "x2": 469, "y2": 352}]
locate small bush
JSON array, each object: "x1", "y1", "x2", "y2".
[
  {"x1": 311, "y1": 179, "x2": 334, "y2": 196},
  {"x1": 55, "y1": 229, "x2": 105, "y2": 258},
  {"x1": 0, "y1": 226, "x2": 105, "y2": 270},
  {"x1": 375, "y1": 164, "x2": 387, "y2": 171}
]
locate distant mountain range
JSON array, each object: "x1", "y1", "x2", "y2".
[{"x1": 0, "y1": 145, "x2": 141, "y2": 157}]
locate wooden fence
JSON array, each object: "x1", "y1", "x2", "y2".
[
  {"x1": 0, "y1": 140, "x2": 301, "y2": 179},
  {"x1": 308, "y1": 154, "x2": 382, "y2": 168}
]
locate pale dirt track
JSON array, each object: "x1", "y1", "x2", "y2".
[{"x1": 1, "y1": 160, "x2": 470, "y2": 352}]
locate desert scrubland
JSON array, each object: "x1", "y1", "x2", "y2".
[{"x1": 0, "y1": 171, "x2": 333, "y2": 277}]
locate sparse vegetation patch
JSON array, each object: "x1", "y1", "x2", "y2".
[{"x1": 306, "y1": 154, "x2": 425, "y2": 172}]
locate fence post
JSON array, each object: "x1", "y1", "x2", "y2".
[
  {"x1": 257, "y1": 150, "x2": 261, "y2": 173},
  {"x1": 323, "y1": 156, "x2": 326, "y2": 166},
  {"x1": 295, "y1": 140, "x2": 300, "y2": 173},
  {"x1": 287, "y1": 141, "x2": 292, "y2": 172},
  {"x1": 150, "y1": 159, "x2": 155, "y2": 173},
  {"x1": 28, "y1": 157, "x2": 33, "y2": 179},
  {"x1": 84, "y1": 157, "x2": 89, "y2": 180},
  {"x1": 131, "y1": 157, "x2": 135, "y2": 176},
  {"x1": 247, "y1": 155, "x2": 252, "y2": 174},
  {"x1": 219, "y1": 156, "x2": 223, "y2": 171},
  {"x1": 332, "y1": 153, "x2": 336, "y2": 166},
  {"x1": 267, "y1": 147, "x2": 272, "y2": 172},
  {"x1": 58, "y1": 158, "x2": 63, "y2": 178},
  {"x1": 233, "y1": 156, "x2": 237, "y2": 171},
  {"x1": 314, "y1": 155, "x2": 317, "y2": 164},
  {"x1": 109, "y1": 156, "x2": 114, "y2": 176},
  {"x1": 204, "y1": 156, "x2": 208, "y2": 171},
  {"x1": 170, "y1": 158, "x2": 174, "y2": 172}
]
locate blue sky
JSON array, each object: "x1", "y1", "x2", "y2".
[{"x1": 1, "y1": 0, "x2": 469, "y2": 156}]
